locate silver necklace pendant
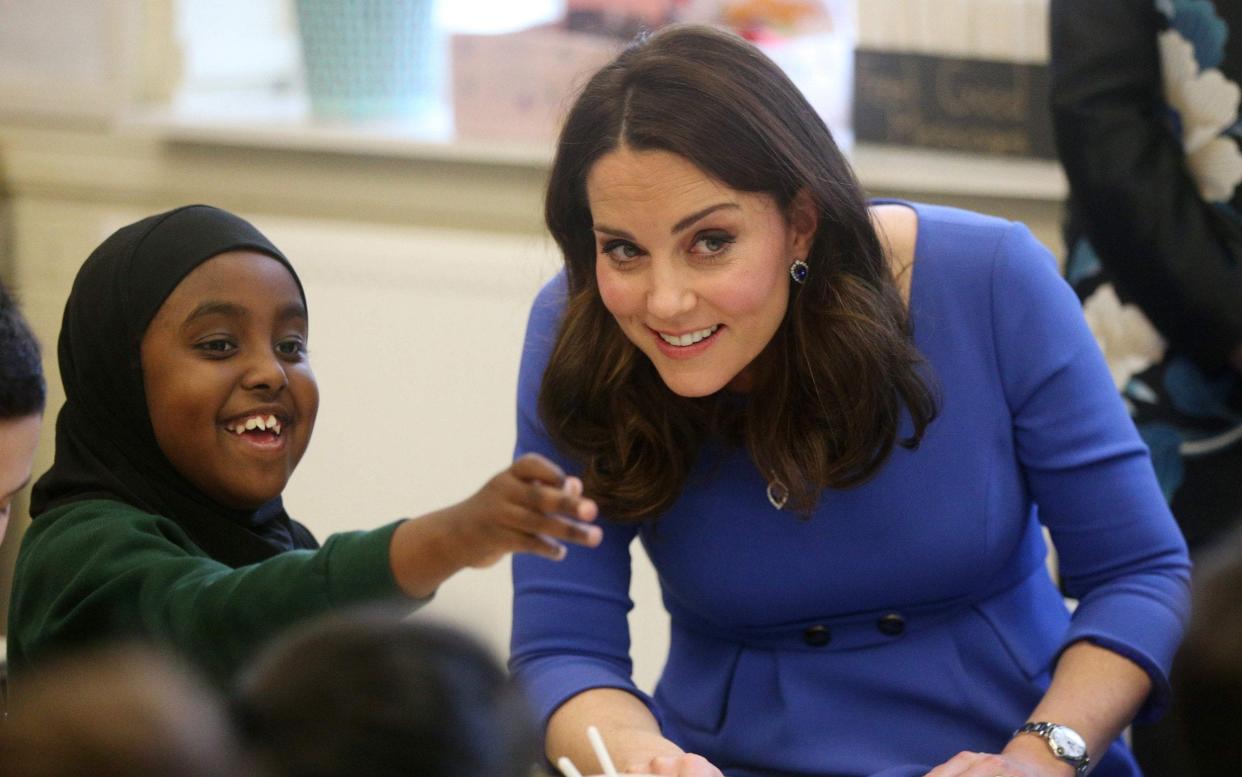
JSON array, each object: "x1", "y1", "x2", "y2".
[{"x1": 766, "y1": 479, "x2": 789, "y2": 510}]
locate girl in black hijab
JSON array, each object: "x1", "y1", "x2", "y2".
[{"x1": 7, "y1": 205, "x2": 601, "y2": 686}]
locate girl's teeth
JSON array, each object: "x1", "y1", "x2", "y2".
[
  {"x1": 659, "y1": 325, "x2": 719, "y2": 347},
  {"x1": 229, "y1": 415, "x2": 283, "y2": 435}
]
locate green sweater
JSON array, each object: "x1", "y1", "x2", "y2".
[{"x1": 6, "y1": 499, "x2": 412, "y2": 687}]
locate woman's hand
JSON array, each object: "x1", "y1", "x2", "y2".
[
  {"x1": 628, "y1": 753, "x2": 725, "y2": 777},
  {"x1": 922, "y1": 741, "x2": 1074, "y2": 777},
  {"x1": 388, "y1": 452, "x2": 601, "y2": 598}
]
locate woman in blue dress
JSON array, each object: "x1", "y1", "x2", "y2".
[{"x1": 510, "y1": 25, "x2": 1190, "y2": 777}]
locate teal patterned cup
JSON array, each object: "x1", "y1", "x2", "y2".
[{"x1": 295, "y1": 0, "x2": 439, "y2": 120}]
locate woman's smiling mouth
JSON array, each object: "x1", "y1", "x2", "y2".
[
  {"x1": 652, "y1": 324, "x2": 724, "y2": 359},
  {"x1": 657, "y1": 324, "x2": 720, "y2": 347}
]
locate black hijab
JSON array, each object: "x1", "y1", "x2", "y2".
[{"x1": 30, "y1": 205, "x2": 319, "y2": 566}]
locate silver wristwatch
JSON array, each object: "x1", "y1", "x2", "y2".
[{"x1": 1013, "y1": 721, "x2": 1090, "y2": 776}]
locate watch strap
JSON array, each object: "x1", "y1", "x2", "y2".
[{"x1": 1013, "y1": 721, "x2": 1091, "y2": 776}]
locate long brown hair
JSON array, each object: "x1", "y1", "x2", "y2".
[{"x1": 540, "y1": 24, "x2": 937, "y2": 520}]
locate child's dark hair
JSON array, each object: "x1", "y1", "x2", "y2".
[
  {"x1": 0, "y1": 283, "x2": 45, "y2": 418},
  {"x1": 232, "y1": 606, "x2": 540, "y2": 777},
  {"x1": 1170, "y1": 528, "x2": 1242, "y2": 776}
]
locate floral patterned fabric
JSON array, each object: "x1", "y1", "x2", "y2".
[{"x1": 1053, "y1": 0, "x2": 1242, "y2": 552}]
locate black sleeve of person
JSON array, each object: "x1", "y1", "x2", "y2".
[{"x1": 1050, "y1": 0, "x2": 1242, "y2": 371}]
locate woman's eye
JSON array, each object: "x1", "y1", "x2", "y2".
[
  {"x1": 602, "y1": 240, "x2": 642, "y2": 263},
  {"x1": 691, "y1": 233, "x2": 734, "y2": 255}
]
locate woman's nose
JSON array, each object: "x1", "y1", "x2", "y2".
[{"x1": 646, "y1": 260, "x2": 696, "y2": 320}]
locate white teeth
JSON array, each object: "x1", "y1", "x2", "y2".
[
  {"x1": 659, "y1": 324, "x2": 719, "y2": 347},
  {"x1": 228, "y1": 414, "x2": 283, "y2": 435}
]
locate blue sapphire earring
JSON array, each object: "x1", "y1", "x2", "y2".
[{"x1": 789, "y1": 259, "x2": 809, "y2": 284}]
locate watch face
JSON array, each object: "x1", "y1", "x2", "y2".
[{"x1": 1049, "y1": 726, "x2": 1087, "y2": 760}]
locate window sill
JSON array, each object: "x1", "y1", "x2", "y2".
[{"x1": 120, "y1": 93, "x2": 1067, "y2": 201}]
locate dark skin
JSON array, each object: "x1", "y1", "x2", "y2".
[{"x1": 141, "y1": 250, "x2": 601, "y2": 600}]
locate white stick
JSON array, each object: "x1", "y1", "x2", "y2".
[
  {"x1": 558, "y1": 756, "x2": 586, "y2": 777},
  {"x1": 587, "y1": 725, "x2": 619, "y2": 777}
]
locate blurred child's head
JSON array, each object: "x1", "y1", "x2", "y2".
[
  {"x1": 0, "y1": 282, "x2": 45, "y2": 540},
  {"x1": 31, "y1": 205, "x2": 319, "y2": 566},
  {"x1": 1171, "y1": 527, "x2": 1242, "y2": 776},
  {"x1": 233, "y1": 606, "x2": 540, "y2": 777},
  {"x1": 0, "y1": 643, "x2": 253, "y2": 777}
]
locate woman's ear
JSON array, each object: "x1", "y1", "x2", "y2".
[{"x1": 786, "y1": 188, "x2": 819, "y2": 258}]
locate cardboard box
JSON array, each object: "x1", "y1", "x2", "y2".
[
  {"x1": 852, "y1": 48, "x2": 1054, "y2": 159},
  {"x1": 450, "y1": 28, "x2": 620, "y2": 144}
]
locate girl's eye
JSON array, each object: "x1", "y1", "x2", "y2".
[
  {"x1": 601, "y1": 239, "x2": 643, "y2": 264},
  {"x1": 276, "y1": 338, "x2": 306, "y2": 358},
  {"x1": 195, "y1": 338, "x2": 237, "y2": 355},
  {"x1": 691, "y1": 232, "x2": 734, "y2": 255}
]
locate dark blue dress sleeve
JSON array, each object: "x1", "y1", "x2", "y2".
[
  {"x1": 508, "y1": 273, "x2": 657, "y2": 729},
  {"x1": 988, "y1": 223, "x2": 1192, "y2": 721}
]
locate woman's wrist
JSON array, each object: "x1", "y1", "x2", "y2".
[
  {"x1": 1001, "y1": 732, "x2": 1077, "y2": 777},
  {"x1": 547, "y1": 689, "x2": 676, "y2": 775}
]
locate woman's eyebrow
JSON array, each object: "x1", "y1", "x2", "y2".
[
  {"x1": 592, "y1": 202, "x2": 740, "y2": 240},
  {"x1": 592, "y1": 224, "x2": 635, "y2": 240},
  {"x1": 671, "y1": 203, "x2": 739, "y2": 234}
]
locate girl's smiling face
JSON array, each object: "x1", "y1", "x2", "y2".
[
  {"x1": 140, "y1": 251, "x2": 318, "y2": 509},
  {"x1": 587, "y1": 146, "x2": 817, "y2": 397}
]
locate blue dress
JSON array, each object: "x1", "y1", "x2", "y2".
[{"x1": 509, "y1": 203, "x2": 1191, "y2": 777}]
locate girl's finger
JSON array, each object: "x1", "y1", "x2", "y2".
[
  {"x1": 515, "y1": 531, "x2": 567, "y2": 561},
  {"x1": 510, "y1": 452, "x2": 566, "y2": 485},
  {"x1": 525, "y1": 481, "x2": 599, "y2": 522},
  {"x1": 517, "y1": 508, "x2": 603, "y2": 547}
]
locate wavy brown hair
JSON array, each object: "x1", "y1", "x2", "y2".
[{"x1": 540, "y1": 24, "x2": 937, "y2": 520}]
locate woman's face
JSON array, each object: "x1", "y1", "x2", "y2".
[
  {"x1": 140, "y1": 251, "x2": 318, "y2": 509},
  {"x1": 587, "y1": 147, "x2": 816, "y2": 397}
]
